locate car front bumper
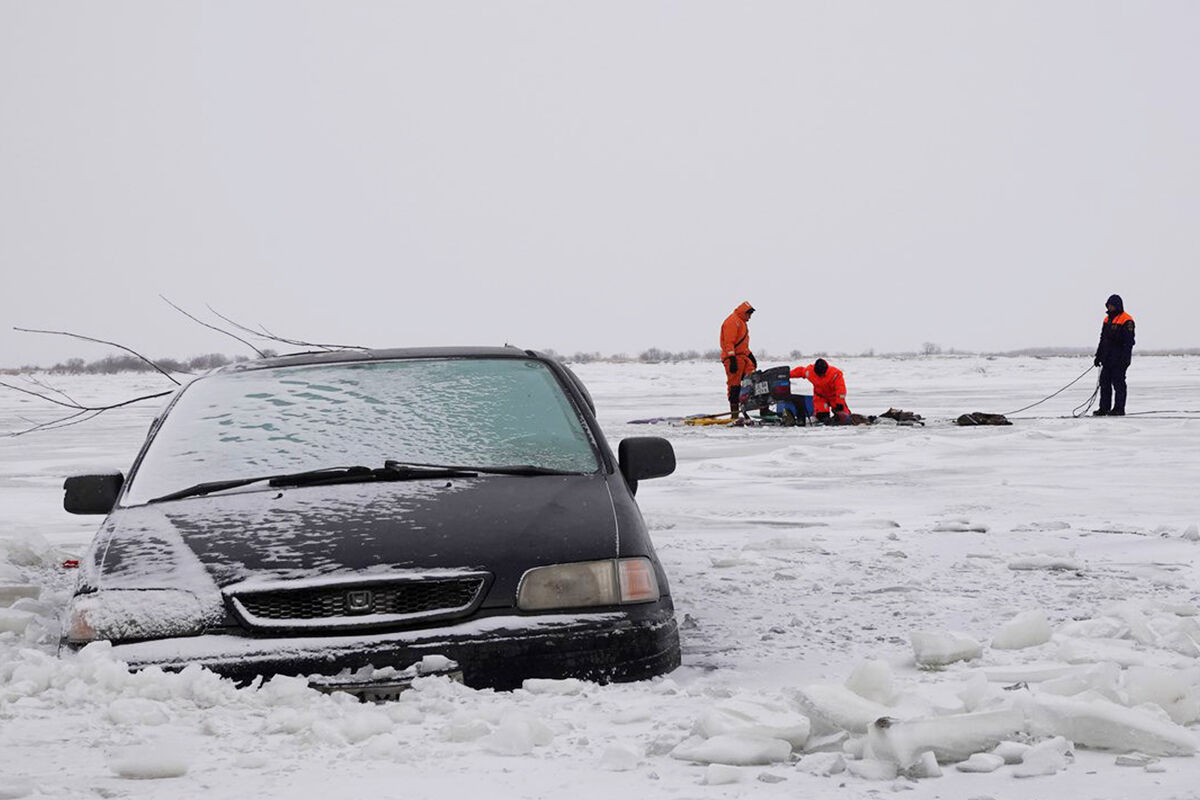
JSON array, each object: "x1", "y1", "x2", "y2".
[{"x1": 103, "y1": 603, "x2": 681, "y2": 691}]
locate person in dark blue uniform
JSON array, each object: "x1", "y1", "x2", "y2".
[{"x1": 1093, "y1": 294, "x2": 1135, "y2": 416}]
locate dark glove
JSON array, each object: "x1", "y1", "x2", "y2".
[
  {"x1": 726, "y1": 356, "x2": 738, "y2": 375},
  {"x1": 748, "y1": 352, "x2": 757, "y2": 368},
  {"x1": 1093, "y1": 356, "x2": 1101, "y2": 367},
  {"x1": 834, "y1": 403, "x2": 846, "y2": 413}
]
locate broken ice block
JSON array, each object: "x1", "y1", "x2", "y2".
[
  {"x1": 792, "y1": 684, "x2": 893, "y2": 734},
  {"x1": 992, "y1": 610, "x2": 1053, "y2": 650},
  {"x1": 671, "y1": 734, "x2": 792, "y2": 766},
  {"x1": 956, "y1": 752, "x2": 1005, "y2": 773},
  {"x1": 1024, "y1": 692, "x2": 1198, "y2": 756},
  {"x1": 696, "y1": 696, "x2": 811, "y2": 747},
  {"x1": 911, "y1": 630, "x2": 982, "y2": 667},
  {"x1": 864, "y1": 709, "x2": 1025, "y2": 766}
]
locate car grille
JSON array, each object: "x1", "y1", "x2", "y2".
[{"x1": 229, "y1": 576, "x2": 487, "y2": 631}]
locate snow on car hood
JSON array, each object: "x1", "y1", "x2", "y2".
[{"x1": 94, "y1": 475, "x2": 619, "y2": 595}]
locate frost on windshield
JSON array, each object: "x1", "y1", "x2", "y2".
[{"x1": 124, "y1": 358, "x2": 598, "y2": 505}]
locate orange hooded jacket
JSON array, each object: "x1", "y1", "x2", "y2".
[
  {"x1": 720, "y1": 302, "x2": 755, "y2": 389},
  {"x1": 790, "y1": 363, "x2": 849, "y2": 413},
  {"x1": 720, "y1": 302, "x2": 754, "y2": 359}
]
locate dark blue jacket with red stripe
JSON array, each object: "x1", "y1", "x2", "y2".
[{"x1": 1095, "y1": 294, "x2": 1135, "y2": 366}]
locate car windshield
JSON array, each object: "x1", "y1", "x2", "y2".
[{"x1": 122, "y1": 357, "x2": 600, "y2": 506}]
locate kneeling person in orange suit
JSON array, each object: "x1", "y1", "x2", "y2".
[{"x1": 789, "y1": 359, "x2": 850, "y2": 423}]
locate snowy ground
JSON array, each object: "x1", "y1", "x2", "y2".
[{"x1": 1, "y1": 356, "x2": 1198, "y2": 799}]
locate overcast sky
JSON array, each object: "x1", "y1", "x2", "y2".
[{"x1": 2, "y1": 1, "x2": 1197, "y2": 366}]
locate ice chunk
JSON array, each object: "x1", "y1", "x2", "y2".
[
  {"x1": 979, "y1": 663, "x2": 1083, "y2": 683},
  {"x1": 1039, "y1": 663, "x2": 1121, "y2": 701},
  {"x1": 418, "y1": 655, "x2": 456, "y2": 674},
  {"x1": 1183, "y1": 524, "x2": 1199, "y2": 542},
  {"x1": 0, "y1": 608, "x2": 36, "y2": 635},
  {"x1": 1123, "y1": 667, "x2": 1200, "y2": 725},
  {"x1": 903, "y1": 751, "x2": 942, "y2": 778},
  {"x1": 107, "y1": 698, "x2": 169, "y2": 726},
  {"x1": 910, "y1": 630, "x2": 982, "y2": 667},
  {"x1": 845, "y1": 660, "x2": 898, "y2": 705},
  {"x1": 1147, "y1": 615, "x2": 1200, "y2": 658},
  {"x1": 701, "y1": 764, "x2": 743, "y2": 785},
  {"x1": 1024, "y1": 693, "x2": 1198, "y2": 756},
  {"x1": 956, "y1": 671, "x2": 991, "y2": 711},
  {"x1": 1115, "y1": 752, "x2": 1158, "y2": 767},
  {"x1": 796, "y1": 752, "x2": 845, "y2": 776},
  {"x1": 792, "y1": 684, "x2": 892, "y2": 734},
  {"x1": 340, "y1": 710, "x2": 392, "y2": 743},
  {"x1": 446, "y1": 717, "x2": 490, "y2": 742},
  {"x1": 0, "y1": 534, "x2": 56, "y2": 568},
  {"x1": 695, "y1": 695, "x2": 811, "y2": 747},
  {"x1": 991, "y1": 740, "x2": 1031, "y2": 764},
  {"x1": 110, "y1": 745, "x2": 191, "y2": 779},
  {"x1": 992, "y1": 610, "x2": 1052, "y2": 650},
  {"x1": 956, "y1": 753, "x2": 1005, "y2": 772},
  {"x1": 1012, "y1": 736, "x2": 1071, "y2": 778},
  {"x1": 480, "y1": 710, "x2": 553, "y2": 756},
  {"x1": 844, "y1": 759, "x2": 898, "y2": 780},
  {"x1": 600, "y1": 744, "x2": 639, "y2": 771},
  {"x1": 1056, "y1": 617, "x2": 1128, "y2": 639},
  {"x1": 670, "y1": 734, "x2": 792, "y2": 766},
  {"x1": 258, "y1": 674, "x2": 317, "y2": 706},
  {"x1": 1056, "y1": 637, "x2": 1145, "y2": 667},
  {"x1": 865, "y1": 709, "x2": 1025, "y2": 766}
]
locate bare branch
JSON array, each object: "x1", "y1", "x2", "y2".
[
  {"x1": 23, "y1": 374, "x2": 80, "y2": 406},
  {"x1": 160, "y1": 295, "x2": 267, "y2": 358},
  {"x1": 0, "y1": 380, "x2": 83, "y2": 409},
  {"x1": 0, "y1": 380, "x2": 173, "y2": 412},
  {"x1": 7, "y1": 409, "x2": 96, "y2": 437},
  {"x1": 14, "y1": 327, "x2": 182, "y2": 385},
  {"x1": 206, "y1": 304, "x2": 369, "y2": 352}
]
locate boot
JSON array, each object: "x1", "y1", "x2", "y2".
[
  {"x1": 1092, "y1": 409, "x2": 1109, "y2": 417},
  {"x1": 730, "y1": 400, "x2": 740, "y2": 420}
]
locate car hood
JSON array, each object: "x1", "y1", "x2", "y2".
[{"x1": 89, "y1": 475, "x2": 619, "y2": 596}]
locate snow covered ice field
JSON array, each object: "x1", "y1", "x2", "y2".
[{"x1": 1, "y1": 355, "x2": 1198, "y2": 799}]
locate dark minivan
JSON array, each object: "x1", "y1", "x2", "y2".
[{"x1": 62, "y1": 347, "x2": 679, "y2": 693}]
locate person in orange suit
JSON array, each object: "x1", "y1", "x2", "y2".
[
  {"x1": 720, "y1": 302, "x2": 756, "y2": 418},
  {"x1": 790, "y1": 359, "x2": 850, "y2": 423}
]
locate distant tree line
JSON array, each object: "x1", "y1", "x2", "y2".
[
  {"x1": 2, "y1": 351, "x2": 277, "y2": 376},
  {"x1": 4, "y1": 345, "x2": 1197, "y2": 376}
]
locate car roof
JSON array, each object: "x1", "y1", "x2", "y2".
[{"x1": 217, "y1": 346, "x2": 544, "y2": 374}]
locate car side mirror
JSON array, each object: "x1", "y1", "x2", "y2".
[
  {"x1": 63, "y1": 473, "x2": 125, "y2": 515},
  {"x1": 618, "y1": 437, "x2": 675, "y2": 494}
]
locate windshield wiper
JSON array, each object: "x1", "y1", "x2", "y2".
[
  {"x1": 146, "y1": 475, "x2": 278, "y2": 504},
  {"x1": 145, "y1": 463, "x2": 479, "y2": 504},
  {"x1": 456, "y1": 464, "x2": 586, "y2": 476},
  {"x1": 383, "y1": 460, "x2": 585, "y2": 477},
  {"x1": 273, "y1": 463, "x2": 478, "y2": 488}
]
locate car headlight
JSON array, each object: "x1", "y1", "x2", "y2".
[
  {"x1": 65, "y1": 589, "x2": 222, "y2": 644},
  {"x1": 516, "y1": 558, "x2": 661, "y2": 611}
]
